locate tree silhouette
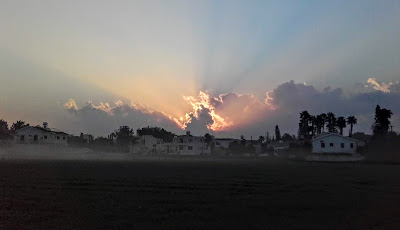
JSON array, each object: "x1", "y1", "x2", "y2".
[
  {"x1": 0, "y1": 119, "x2": 8, "y2": 132},
  {"x1": 114, "y1": 126, "x2": 135, "y2": 152},
  {"x1": 275, "y1": 125, "x2": 281, "y2": 141},
  {"x1": 320, "y1": 113, "x2": 327, "y2": 133},
  {"x1": 315, "y1": 114, "x2": 325, "y2": 134},
  {"x1": 281, "y1": 133, "x2": 294, "y2": 141},
  {"x1": 336, "y1": 117, "x2": 347, "y2": 135},
  {"x1": 11, "y1": 120, "x2": 29, "y2": 131},
  {"x1": 372, "y1": 105, "x2": 392, "y2": 136},
  {"x1": 136, "y1": 126, "x2": 176, "y2": 142},
  {"x1": 258, "y1": 135, "x2": 265, "y2": 143},
  {"x1": 346, "y1": 116, "x2": 357, "y2": 137},
  {"x1": 204, "y1": 133, "x2": 214, "y2": 149},
  {"x1": 299, "y1": 111, "x2": 311, "y2": 140},
  {"x1": 326, "y1": 112, "x2": 337, "y2": 133}
]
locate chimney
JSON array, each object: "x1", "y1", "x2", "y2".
[
  {"x1": 43, "y1": 122, "x2": 48, "y2": 129},
  {"x1": 186, "y1": 131, "x2": 191, "y2": 136}
]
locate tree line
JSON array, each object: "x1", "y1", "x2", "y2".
[{"x1": 298, "y1": 111, "x2": 358, "y2": 140}]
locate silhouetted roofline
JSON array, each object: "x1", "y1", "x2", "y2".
[{"x1": 312, "y1": 132, "x2": 358, "y2": 142}]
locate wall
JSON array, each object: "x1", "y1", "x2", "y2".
[
  {"x1": 177, "y1": 136, "x2": 210, "y2": 155},
  {"x1": 312, "y1": 135, "x2": 356, "y2": 154},
  {"x1": 15, "y1": 127, "x2": 68, "y2": 146}
]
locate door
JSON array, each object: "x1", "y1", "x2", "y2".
[{"x1": 33, "y1": 135, "x2": 38, "y2": 142}]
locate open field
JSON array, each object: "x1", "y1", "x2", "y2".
[{"x1": 1, "y1": 158, "x2": 400, "y2": 229}]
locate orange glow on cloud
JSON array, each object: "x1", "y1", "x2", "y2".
[{"x1": 174, "y1": 91, "x2": 233, "y2": 131}]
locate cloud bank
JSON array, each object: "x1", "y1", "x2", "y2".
[{"x1": 64, "y1": 79, "x2": 400, "y2": 137}]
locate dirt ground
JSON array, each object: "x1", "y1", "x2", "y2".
[{"x1": 1, "y1": 158, "x2": 400, "y2": 230}]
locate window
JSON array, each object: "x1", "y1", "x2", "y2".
[
  {"x1": 20, "y1": 135, "x2": 25, "y2": 141},
  {"x1": 33, "y1": 135, "x2": 38, "y2": 142},
  {"x1": 341, "y1": 143, "x2": 344, "y2": 148},
  {"x1": 44, "y1": 136, "x2": 47, "y2": 139},
  {"x1": 321, "y1": 143, "x2": 325, "y2": 148},
  {"x1": 350, "y1": 143, "x2": 354, "y2": 148},
  {"x1": 180, "y1": 138, "x2": 183, "y2": 143},
  {"x1": 63, "y1": 137, "x2": 66, "y2": 140},
  {"x1": 188, "y1": 146, "x2": 193, "y2": 150},
  {"x1": 179, "y1": 146, "x2": 184, "y2": 150},
  {"x1": 56, "y1": 136, "x2": 60, "y2": 140},
  {"x1": 330, "y1": 143, "x2": 334, "y2": 147}
]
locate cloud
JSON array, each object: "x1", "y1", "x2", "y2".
[
  {"x1": 64, "y1": 99, "x2": 182, "y2": 137},
  {"x1": 63, "y1": 79, "x2": 400, "y2": 137},
  {"x1": 64, "y1": 98, "x2": 78, "y2": 111},
  {"x1": 366, "y1": 78, "x2": 393, "y2": 93}
]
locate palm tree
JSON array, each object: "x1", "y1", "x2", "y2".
[
  {"x1": 326, "y1": 112, "x2": 337, "y2": 133},
  {"x1": 336, "y1": 117, "x2": 347, "y2": 135},
  {"x1": 320, "y1": 113, "x2": 327, "y2": 133},
  {"x1": 315, "y1": 115, "x2": 324, "y2": 135},
  {"x1": 346, "y1": 116, "x2": 357, "y2": 137}
]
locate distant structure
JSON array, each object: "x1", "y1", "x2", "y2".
[
  {"x1": 176, "y1": 131, "x2": 210, "y2": 155},
  {"x1": 137, "y1": 135, "x2": 165, "y2": 153},
  {"x1": 14, "y1": 122, "x2": 69, "y2": 145},
  {"x1": 81, "y1": 133, "x2": 94, "y2": 144},
  {"x1": 312, "y1": 133, "x2": 357, "y2": 154},
  {"x1": 215, "y1": 138, "x2": 233, "y2": 148}
]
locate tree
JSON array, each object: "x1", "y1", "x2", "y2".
[
  {"x1": 298, "y1": 111, "x2": 312, "y2": 140},
  {"x1": 320, "y1": 113, "x2": 327, "y2": 133},
  {"x1": 136, "y1": 126, "x2": 176, "y2": 142},
  {"x1": 347, "y1": 116, "x2": 357, "y2": 137},
  {"x1": 310, "y1": 115, "x2": 316, "y2": 137},
  {"x1": 204, "y1": 133, "x2": 214, "y2": 150},
  {"x1": 0, "y1": 119, "x2": 8, "y2": 132},
  {"x1": 281, "y1": 133, "x2": 294, "y2": 141},
  {"x1": 372, "y1": 105, "x2": 392, "y2": 136},
  {"x1": 336, "y1": 117, "x2": 347, "y2": 135},
  {"x1": 275, "y1": 125, "x2": 281, "y2": 141},
  {"x1": 326, "y1": 112, "x2": 337, "y2": 133},
  {"x1": 315, "y1": 114, "x2": 326, "y2": 134},
  {"x1": 114, "y1": 126, "x2": 135, "y2": 152},
  {"x1": 266, "y1": 131, "x2": 271, "y2": 142},
  {"x1": 258, "y1": 136, "x2": 265, "y2": 143},
  {"x1": 11, "y1": 120, "x2": 29, "y2": 131}
]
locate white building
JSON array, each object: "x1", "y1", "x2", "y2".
[
  {"x1": 15, "y1": 124, "x2": 69, "y2": 146},
  {"x1": 312, "y1": 133, "x2": 357, "y2": 154},
  {"x1": 176, "y1": 131, "x2": 210, "y2": 155}
]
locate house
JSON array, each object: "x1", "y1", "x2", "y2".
[
  {"x1": 140, "y1": 135, "x2": 164, "y2": 153},
  {"x1": 312, "y1": 132, "x2": 357, "y2": 154},
  {"x1": 176, "y1": 131, "x2": 210, "y2": 155},
  {"x1": 14, "y1": 123, "x2": 69, "y2": 145}
]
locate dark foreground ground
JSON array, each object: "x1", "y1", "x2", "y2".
[{"x1": 1, "y1": 158, "x2": 400, "y2": 230}]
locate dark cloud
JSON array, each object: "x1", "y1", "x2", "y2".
[
  {"x1": 63, "y1": 79, "x2": 400, "y2": 138},
  {"x1": 64, "y1": 100, "x2": 182, "y2": 137}
]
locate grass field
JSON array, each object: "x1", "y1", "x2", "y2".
[{"x1": 1, "y1": 158, "x2": 400, "y2": 229}]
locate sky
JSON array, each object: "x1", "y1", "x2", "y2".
[{"x1": 1, "y1": 0, "x2": 400, "y2": 137}]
